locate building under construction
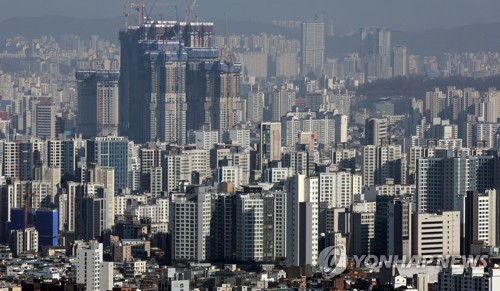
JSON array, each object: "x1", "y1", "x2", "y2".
[{"x1": 120, "y1": 11, "x2": 242, "y2": 144}]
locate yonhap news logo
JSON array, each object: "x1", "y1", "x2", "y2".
[{"x1": 315, "y1": 244, "x2": 348, "y2": 279}]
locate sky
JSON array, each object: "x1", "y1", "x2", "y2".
[{"x1": 1, "y1": 0, "x2": 499, "y2": 34}]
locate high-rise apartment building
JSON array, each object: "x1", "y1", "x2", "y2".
[
  {"x1": 185, "y1": 49, "x2": 243, "y2": 134},
  {"x1": 270, "y1": 86, "x2": 295, "y2": 122},
  {"x1": 281, "y1": 111, "x2": 347, "y2": 146},
  {"x1": 301, "y1": 21, "x2": 325, "y2": 75},
  {"x1": 437, "y1": 265, "x2": 500, "y2": 291},
  {"x1": 76, "y1": 190, "x2": 107, "y2": 241},
  {"x1": 425, "y1": 88, "x2": 447, "y2": 120},
  {"x1": 10, "y1": 227, "x2": 38, "y2": 256},
  {"x1": 464, "y1": 190, "x2": 499, "y2": 255},
  {"x1": 387, "y1": 196, "x2": 413, "y2": 257},
  {"x1": 87, "y1": 165, "x2": 115, "y2": 229},
  {"x1": 365, "y1": 118, "x2": 388, "y2": 146},
  {"x1": 48, "y1": 139, "x2": 76, "y2": 177},
  {"x1": 247, "y1": 91, "x2": 264, "y2": 123},
  {"x1": 360, "y1": 27, "x2": 391, "y2": 58},
  {"x1": 192, "y1": 130, "x2": 219, "y2": 150},
  {"x1": 120, "y1": 20, "x2": 241, "y2": 143},
  {"x1": 144, "y1": 49, "x2": 187, "y2": 144},
  {"x1": 351, "y1": 201, "x2": 376, "y2": 256},
  {"x1": 274, "y1": 190, "x2": 287, "y2": 259},
  {"x1": 360, "y1": 27, "x2": 391, "y2": 79},
  {"x1": 76, "y1": 241, "x2": 113, "y2": 291},
  {"x1": 483, "y1": 89, "x2": 500, "y2": 123},
  {"x1": 285, "y1": 175, "x2": 319, "y2": 267},
  {"x1": 392, "y1": 45, "x2": 408, "y2": 77},
  {"x1": 76, "y1": 70, "x2": 119, "y2": 138},
  {"x1": 204, "y1": 62, "x2": 243, "y2": 134},
  {"x1": 318, "y1": 172, "x2": 361, "y2": 208},
  {"x1": 260, "y1": 123, "x2": 281, "y2": 170},
  {"x1": 171, "y1": 192, "x2": 213, "y2": 262},
  {"x1": 362, "y1": 144, "x2": 403, "y2": 187},
  {"x1": 224, "y1": 129, "x2": 250, "y2": 149},
  {"x1": 235, "y1": 193, "x2": 265, "y2": 262},
  {"x1": 416, "y1": 153, "x2": 478, "y2": 213}
]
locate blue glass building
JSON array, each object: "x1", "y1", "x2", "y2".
[
  {"x1": 87, "y1": 136, "x2": 129, "y2": 192},
  {"x1": 35, "y1": 209, "x2": 58, "y2": 247}
]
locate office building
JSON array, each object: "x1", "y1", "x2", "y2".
[
  {"x1": 19, "y1": 141, "x2": 35, "y2": 181},
  {"x1": 35, "y1": 209, "x2": 58, "y2": 247},
  {"x1": 32, "y1": 97, "x2": 56, "y2": 139},
  {"x1": 412, "y1": 211, "x2": 460, "y2": 257},
  {"x1": 86, "y1": 136, "x2": 129, "y2": 192}
]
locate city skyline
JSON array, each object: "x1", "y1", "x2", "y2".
[{"x1": 1, "y1": 1, "x2": 500, "y2": 291}]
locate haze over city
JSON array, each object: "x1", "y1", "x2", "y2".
[
  {"x1": 2, "y1": 0, "x2": 500, "y2": 33},
  {"x1": 0, "y1": 1, "x2": 500, "y2": 290}
]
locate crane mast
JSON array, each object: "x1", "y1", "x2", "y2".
[{"x1": 224, "y1": 14, "x2": 235, "y2": 130}]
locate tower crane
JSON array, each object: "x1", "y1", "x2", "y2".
[
  {"x1": 224, "y1": 14, "x2": 235, "y2": 130},
  {"x1": 124, "y1": 2, "x2": 146, "y2": 32},
  {"x1": 146, "y1": 1, "x2": 178, "y2": 22},
  {"x1": 184, "y1": 0, "x2": 198, "y2": 22}
]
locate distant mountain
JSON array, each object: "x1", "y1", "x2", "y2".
[
  {"x1": 329, "y1": 22, "x2": 500, "y2": 57},
  {"x1": 0, "y1": 15, "x2": 299, "y2": 45},
  {"x1": 392, "y1": 22, "x2": 500, "y2": 55},
  {"x1": 0, "y1": 15, "x2": 123, "y2": 43},
  {"x1": 1, "y1": 15, "x2": 500, "y2": 56}
]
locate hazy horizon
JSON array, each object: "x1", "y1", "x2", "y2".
[{"x1": 1, "y1": 0, "x2": 499, "y2": 35}]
